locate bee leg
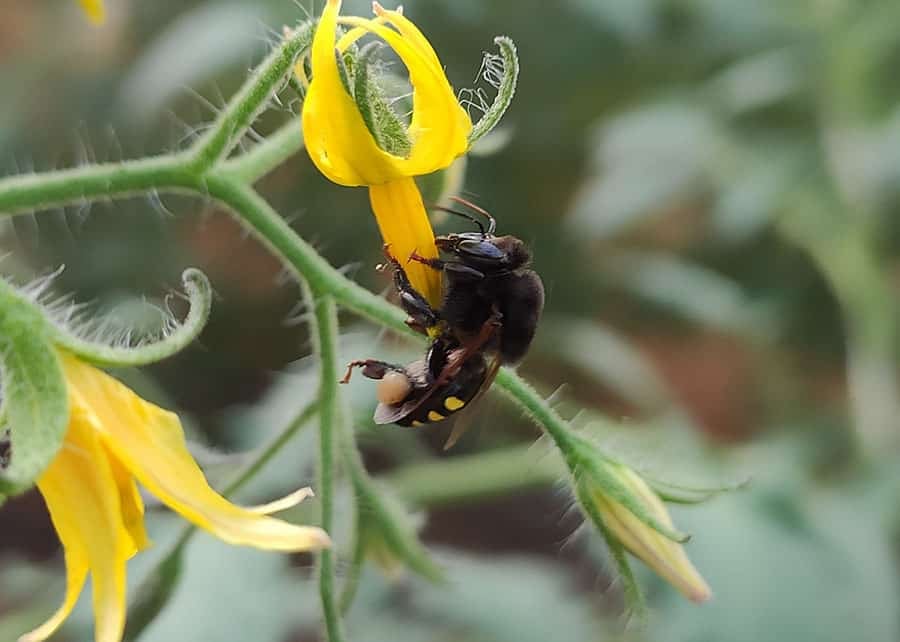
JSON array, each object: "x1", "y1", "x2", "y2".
[
  {"x1": 340, "y1": 359, "x2": 399, "y2": 384},
  {"x1": 405, "y1": 318, "x2": 429, "y2": 335},
  {"x1": 384, "y1": 250, "x2": 441, "y2": 331}
]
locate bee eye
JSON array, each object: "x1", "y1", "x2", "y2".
[{"x1": 458, "y1": 240, "x2": 505, "y2": 260}]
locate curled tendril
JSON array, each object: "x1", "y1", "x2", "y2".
[
  {"x1": 48, "y1": 268, "x2": 213, "y2": 368},
  {"x1": 467, "y1": 36, "x2": 519, "y2": 145}
]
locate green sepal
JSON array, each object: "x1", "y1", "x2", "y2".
[
  {"x1": 48, "y1": 268, "x2": 213, "y2": 368},
  {"x1": 468, "y1": 36, "x2": 520, "y2": 145},
  {"x1": 646, "y1": 475, "x2": 750, "y2": 505},
  {"x1": 568, "y1": 433, "x2": 691, "y2": 543},
  {"x1": 575, "y1": 479, "x2": 647, "y2": 619},
  {"x1": 334, "y1": 47, "x2": 354, "y2": 97},
  {"x1": 0, "y1": 281, "x2": 68, "y2": 494},
  {"x1": 353, "y1": 44, "x2": 412, "y2": 158}
]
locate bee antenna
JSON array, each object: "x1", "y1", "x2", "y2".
[
  {"x1": 448, "y1": 196, "x2": 496, "y2": 235},
  {"x1": 429, "y1": 204, "x2": 486, "y2": 235}
]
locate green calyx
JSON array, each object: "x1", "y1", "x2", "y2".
[
  {"x1": 353, "y1": 43, "x2": 413, "y2": 158},
  {"x1": 0, "y1": 278, "x2": 67, "y2": 494},
  {"x1": 569, "y1": 435, "x2": 691, "y2": 544},
  {"x1": 467, "y1": 36, "x2": 520, "y2": 146}
]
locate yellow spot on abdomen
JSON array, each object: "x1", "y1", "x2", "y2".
[
  {"x1": 411, "y1": 420, "x2": 424, "y2": 427},
  {"x1": 427, "y1": 410, "x2": 445, "y2": 422},
  {"x1": 444, "y1": 396, "x2": 465, "y2": 411}
]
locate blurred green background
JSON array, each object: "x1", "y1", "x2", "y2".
[{"x1": 2, "y1": 0, "x2": 900, "y2": 641}]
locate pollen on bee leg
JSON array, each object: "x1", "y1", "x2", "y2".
[{"x1": 377, "y1": 370, "x2": 412, "y2": 405}]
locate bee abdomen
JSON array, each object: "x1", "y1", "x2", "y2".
[{"x1": 400, "y1": 394, "x2": 469, "y2": 427}]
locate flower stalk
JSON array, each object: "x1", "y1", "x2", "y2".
[{"x1": 307, "y1": 290, "x2": 346, "y2": 642}]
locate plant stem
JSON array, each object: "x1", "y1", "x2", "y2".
[
  {"x1": 0, "y1": 155, "x2": 198, "y2": 215},
  {"x1": 307, "y1": 289, "x2": 345, "y2": 642},
  {"x1": 494, "y1": 369, "x2": 582, "y2": 465},
  {"x1": 218, "y1": 121, "x2": 305, "y2": 185},
  {"x1": 386, "y1": 443, "x2": 561, "y2": 507},
  {"x1": 189, "y1": 21, "x2": 314, "y2": 171}
]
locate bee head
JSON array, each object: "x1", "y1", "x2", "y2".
[{"x1": 435, "y1": 233, "x2": 531, "y2": 270}]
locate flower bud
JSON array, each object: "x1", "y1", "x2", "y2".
[{"x1": 581, "y1": 460, "x2": 711, "y2": 603}]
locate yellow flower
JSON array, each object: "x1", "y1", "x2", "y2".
[
  {"x1": 78, "y1": 0, "x2": 105, "y2": 24},
  {"x1": 20, "y1": 354, "x2": 330, "y2": 642},
  {"x1": 590, "y1": 463, "x2": 711, "y2": 603},
  {"x1": 301, "y1": 0, "x2": 473, "y2": 307}
]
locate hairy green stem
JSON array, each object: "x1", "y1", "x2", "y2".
[
  {"x1": 308, "y1": 290, "x2": 346, "y2": 642},
  {"x1": 189, "y1": 21, "x2": 314, "y2": 171},
  {"x1": 218, "y1": 122, "x2": 305, "y2": 185},
  {"x1": 0, "y1": 155, "x2": 198, "y2": 215}
]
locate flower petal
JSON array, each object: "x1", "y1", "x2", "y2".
[
  {"x1": 245, "y1": 487, "x2": 315, "y2": 515},
  {"x1": 60, "y1": 355, "x2": 331, "y2": 552},
  {"x1": 301, "y1": 0, "x2": 471, "y2": 186},
  {"x1": 105, "y1": 445, "x2": 151, "y2": 554},
  {"x1": 369, "y1": 177, "x2": 443, "y2": 307},
  {"x1": 303, "y1": 0, "x2": 401, "y2": 185},
  {"x1": 24, "y1": 405, "x2": 130, "y2": 642},
  {"x1": 18, "y1": 549, "x2": 87, "y2": 642},
  {"x1": 340, "y1": 14, "x2": 472, "y2": 174}
]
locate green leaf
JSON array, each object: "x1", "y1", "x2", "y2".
[{"x1": 0, "y1": 284, "x2": 68, "y2": 494}]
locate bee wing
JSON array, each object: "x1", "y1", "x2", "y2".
[
  {"x1": 442, "y1": 353, "x2": 502, "y2": 450},
  {"x1": 373, "y1": 398, "x2": 423, "y2": 424}
]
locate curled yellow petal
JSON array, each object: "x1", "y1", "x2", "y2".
[
  {"x1": 78, "y1": 0, "x2": 105, "y2": 24},
  {"x1": 18, "y1": 550, "x2": 87, "y2": 642},
  {"x1": 302, "y1": 0, "x2": 471, "y2": 186},
  {"x1": 106, "y1": 448, "x2": 151, "y2": 554},
  {"x1": 303, "y1": 0, "x2": 394, "y2": 185},
  {"x1": 60, "y1": 355, "x2": 331, "y2": 552},
  {"x1": 369, "y1": 177, "x2": 443, "y2": 307}
]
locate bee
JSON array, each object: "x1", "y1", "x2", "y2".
[{"x1": 341, "y1": 198, "x2": 544, "y2": 447}]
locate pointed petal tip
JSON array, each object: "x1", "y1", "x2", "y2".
[
  {"x1": 687, "y1": 580, "x2": 712, "y2": 604},
  {"x1": 310, "y1": 528, "x2": 333, "y2": 550},
  {"x1": 246, "y1": 487, "x2": 316, "y2": 515}
]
